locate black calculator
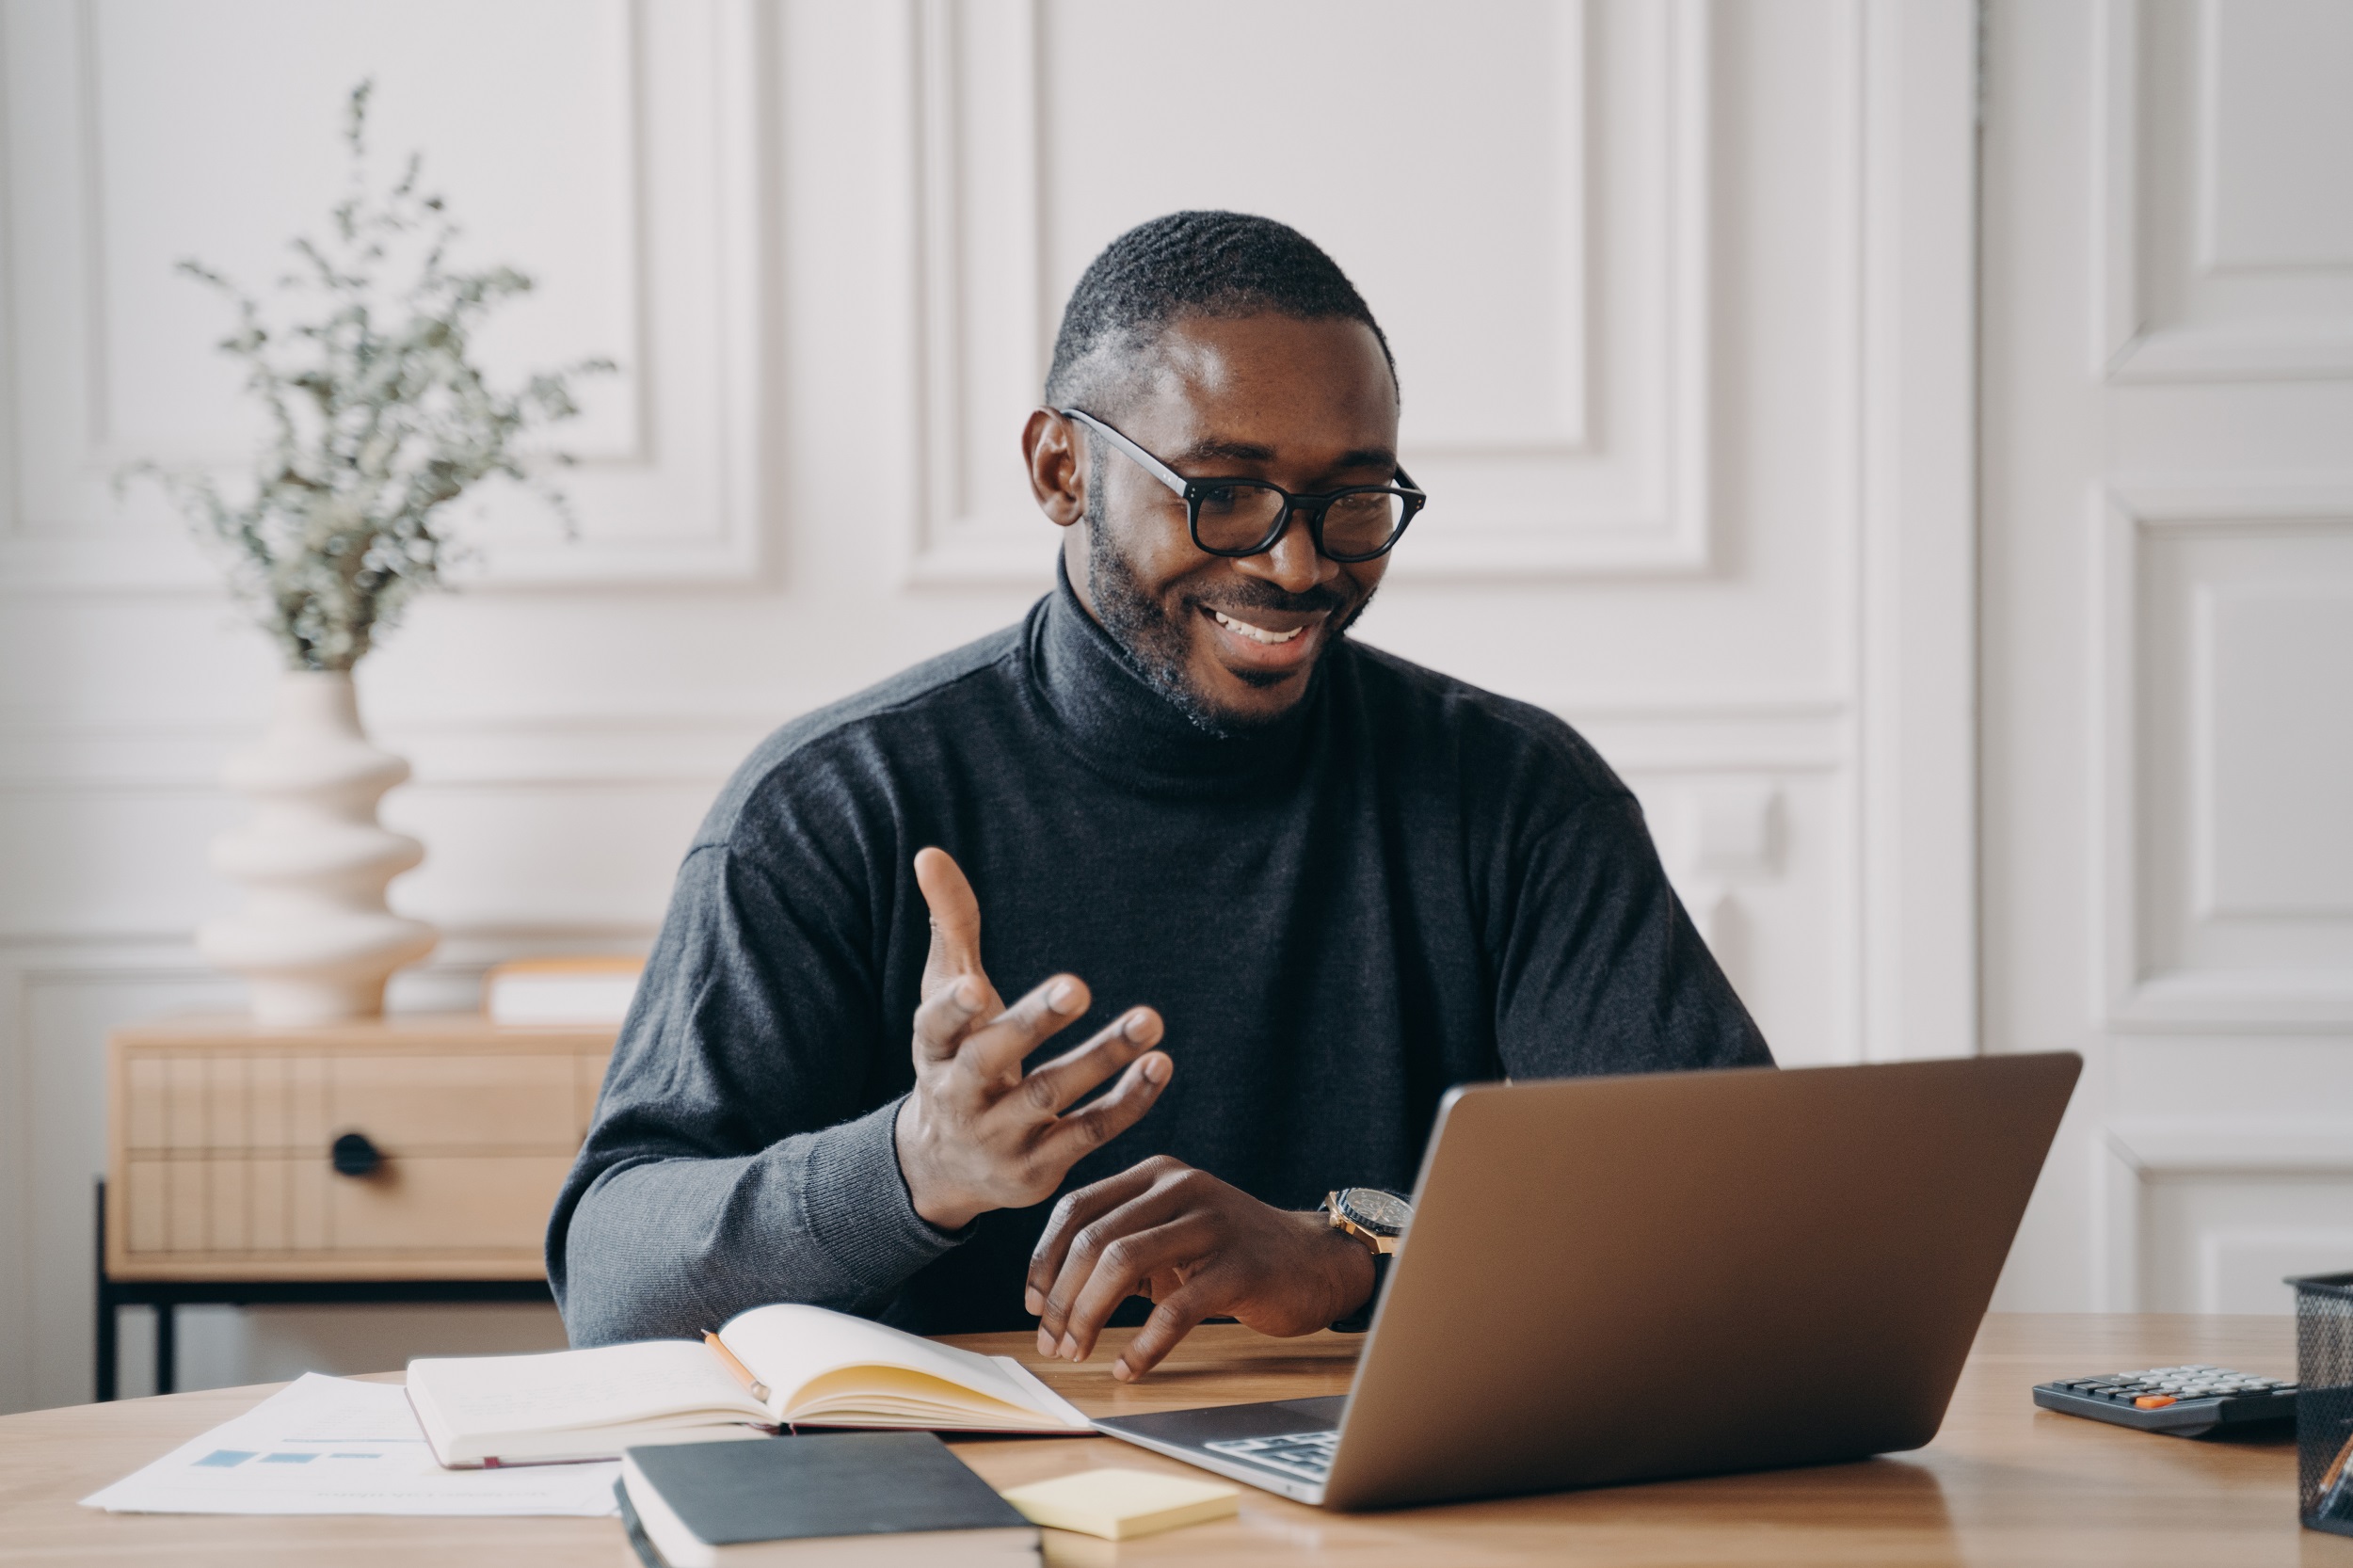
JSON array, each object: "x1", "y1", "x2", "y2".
[{"x1": 2031, "y1": 1365, "x2": 2297, "y2": 1437}]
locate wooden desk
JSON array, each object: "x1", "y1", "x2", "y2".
[{"x1": 0, "y1": 1315, "x2": 2335, "y2": 1566}]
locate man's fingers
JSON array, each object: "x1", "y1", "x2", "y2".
[
  {"x1": 1028, "y1": 1053, "x2": 1174, "y2": 1180},
  {"x1": 914, "y1": 849, "x2": 994, "y2": 1006},
  {"x1": 1015, "y1": 1007, "x2": 1162, "y2": 1113},
  {"x1": 908, "y1": 971, "x2": 989, "y2": 1066},
  {"x1": 1032, "y1": 1175, "x2": 1192, "y2": 1348},
  {"x1": 1025, "y1": 1161, "x2": 1163, "y2": 1322},
  {"x1": 1113, "y1": 1282, "x2": 1221, "y2": 1383},
  {"x1": 955, "y1": 973, "x2": 1094, "y2": 1086},
  {"x1": 913, "y1": 938, "x2": 1085, "y2": 1080},
  {"x1": 1051, "y1": 1214, "x2": 1216, "y2": 1364}
]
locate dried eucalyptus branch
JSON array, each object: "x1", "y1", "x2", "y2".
[{"x1": 122, "y1": 81, "x2": 614, "y2": 671}]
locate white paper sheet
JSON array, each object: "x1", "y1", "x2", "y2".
[{"x1": 79, "y1": 1373, "x2": 620, "y2": 1516}]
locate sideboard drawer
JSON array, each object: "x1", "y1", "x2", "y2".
[
  {"x1": 329, "y1": 1155, "x2": 582, "y2": 1250},
  {"x1": 107, "y1": 1016, "x2": 616, "y2": 1282},
  {"x1": 326, "y1": 1056, "x2": 583, "y2": 1151},
  {"x1": 116, "y1": 1152, "x2": 584, "y2": 1256}
]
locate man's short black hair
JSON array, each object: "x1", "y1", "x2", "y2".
[{"x1": 1045, "y1": 211, "x2": 1396, "y2": 411}]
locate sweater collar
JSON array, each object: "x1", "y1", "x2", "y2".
[{"x1": 1026, "y1": 553, "x2": 1323, "y2": 793}]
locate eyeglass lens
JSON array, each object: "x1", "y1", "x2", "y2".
[{"x1": 1193, "y1": 483, "x2": 1404, "y2": 559}]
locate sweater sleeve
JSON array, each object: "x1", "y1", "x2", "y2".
[
  {"x1": 547, "y1": 841, "x2": 959, "y2": 1346},
  {"x1": 1490, "y1": 792, "x2": 1773, "y2": 1079}
]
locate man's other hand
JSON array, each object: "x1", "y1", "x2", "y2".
[
  {"x1": 1024, "y1": 1156, "x2": 1377, "y2": 1382},
  {"x1": 892, "y1": 848, "x2": 1173, "y2": 1232}
]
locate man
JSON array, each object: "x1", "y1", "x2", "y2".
[{"x1": 551, "y1": 212, "x2": 1769, "y2": 1382}]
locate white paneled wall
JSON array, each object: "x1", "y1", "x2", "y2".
[
  {"x1": 1983, "y1": 0, "x2": 2353, "y2": 1316},
  {"x1": 0, "y1": 0, "x2": 1975, "y2": 1413}
]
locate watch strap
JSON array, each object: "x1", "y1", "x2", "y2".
[{"x1": 1329, "y1": 1251, "x2": 1390, "y2": 1334}]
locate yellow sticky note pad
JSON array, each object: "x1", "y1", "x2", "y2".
[{"x1": 1000, "y1": 1466, "x2": 1241, "y2": 1540}]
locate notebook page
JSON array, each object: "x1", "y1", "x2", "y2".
[
  {"x1": 407, "y1": 1339, "x2": 768, "y2": 1440},
  {"x1": 719, "y1": 1304, "x2": 1089, "y2": 1429}
]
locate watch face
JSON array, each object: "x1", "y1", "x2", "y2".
[{"x1": 1341, "y1": 1188, "x2": 1413, "y2": 1234}]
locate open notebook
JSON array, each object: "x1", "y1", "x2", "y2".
[{"x1": 406, "y1": 1304, "x2": 1092, "y2": 1467}]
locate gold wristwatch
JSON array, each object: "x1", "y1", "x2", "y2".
[
  {"x1": 1324, "y1": 1189, "x2": 1409, "y2": 1334},
  {"x1": 1324, "y1": 1187, "x2": 1412, "y2": 1256}
]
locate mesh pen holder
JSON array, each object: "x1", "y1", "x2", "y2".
[{"x1": 2295, "y1": 1272, "x2": 2353, "y2": 1536}]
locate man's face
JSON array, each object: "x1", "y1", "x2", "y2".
[{"x1": 1050, "y1": 313, "x2": 1401, "y2": 733}]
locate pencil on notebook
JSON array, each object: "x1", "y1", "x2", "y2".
[{"x1": 704, "y1": 1331, "x2": 771, "y2": 1403}]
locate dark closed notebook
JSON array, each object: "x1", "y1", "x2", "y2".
[
  {"x1": 621, "y1": 1432, "x2": 1034, "y2": 1562},
  {"x1": 617, "y1": 1479, "x2": 664, "y2": 1568}
]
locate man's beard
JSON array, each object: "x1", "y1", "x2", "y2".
[{"x1": 1083, "y1": 456, "x2": 1373, "y2": 738}]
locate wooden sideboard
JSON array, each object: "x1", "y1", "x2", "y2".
[{"x1": 97, "y1": 1014, "x2": 614, "y2": 1400}]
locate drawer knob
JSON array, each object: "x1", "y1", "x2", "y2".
[{"x1": 329, "y1": 1131, "x2": 383, "y2": 1177}]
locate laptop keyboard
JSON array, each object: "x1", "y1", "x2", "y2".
[{"x1": 1204, "y1": 1429, "x2": 1340, "y2": 1482}]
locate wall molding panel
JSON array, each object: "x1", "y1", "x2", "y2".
[
  {"x1": 902, "y1": 0, "x2": 1720, "y2": 585},
  {"x1": 2096, "y1": 488, "x2": 2353, "y2": 1032},
  {"x1": 2104, "y1": 1120, "x2": 2353, "y2": 1312},
  {"x1": 0, "y1": 0, "x2": 766, "y2": 591},
  {"x1": 2093, "y1": 0, "x2": 2353, "y2": 384}
]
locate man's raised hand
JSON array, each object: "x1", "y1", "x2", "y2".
[{"x1": 892, "y1": 848, "x2": 1172, "y2": 1231}]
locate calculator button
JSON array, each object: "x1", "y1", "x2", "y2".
[{"x1": 2135, "y1": 1396, "x2": 2177, "y2": 1409}]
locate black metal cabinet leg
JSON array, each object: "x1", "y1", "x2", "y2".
[
  {"x1": 95, "y1": 1294, "x2": 118, "y2": 1402},
  {"x1": 154, "y1": 1304, "x2": 176, "y2": 1396},
  {"x1": 94, "y1": 1180, "x2": 117, "y2": 1403}
]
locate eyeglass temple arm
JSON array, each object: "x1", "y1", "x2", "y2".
[
  {"x1": 1063, "y1": 406, "x2": 1425, "y2": 504},
  {"x1": 1055, "y1": 408, "x2": 1192, "y2": 500}
]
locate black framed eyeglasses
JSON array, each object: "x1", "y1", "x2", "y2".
[{"x1": 1058, "y1": 408, "x2": 1426, "y2": 564}]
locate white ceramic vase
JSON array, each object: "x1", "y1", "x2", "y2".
[{"x1": 197, "y1": 670, "x2": 438, "y2": 1025}]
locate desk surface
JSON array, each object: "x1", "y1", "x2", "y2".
[{"x1": 0, "y1": 1314, "x2": 2336, "y2": 1567}]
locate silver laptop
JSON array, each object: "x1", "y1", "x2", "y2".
[{"x1": 1095, "y1": 1052, "x2": 2079, "y2": 1510}]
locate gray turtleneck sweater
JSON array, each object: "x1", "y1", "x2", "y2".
[{"x1": 549, "y1": 571, "x2": 1771, "y2": 1344}]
